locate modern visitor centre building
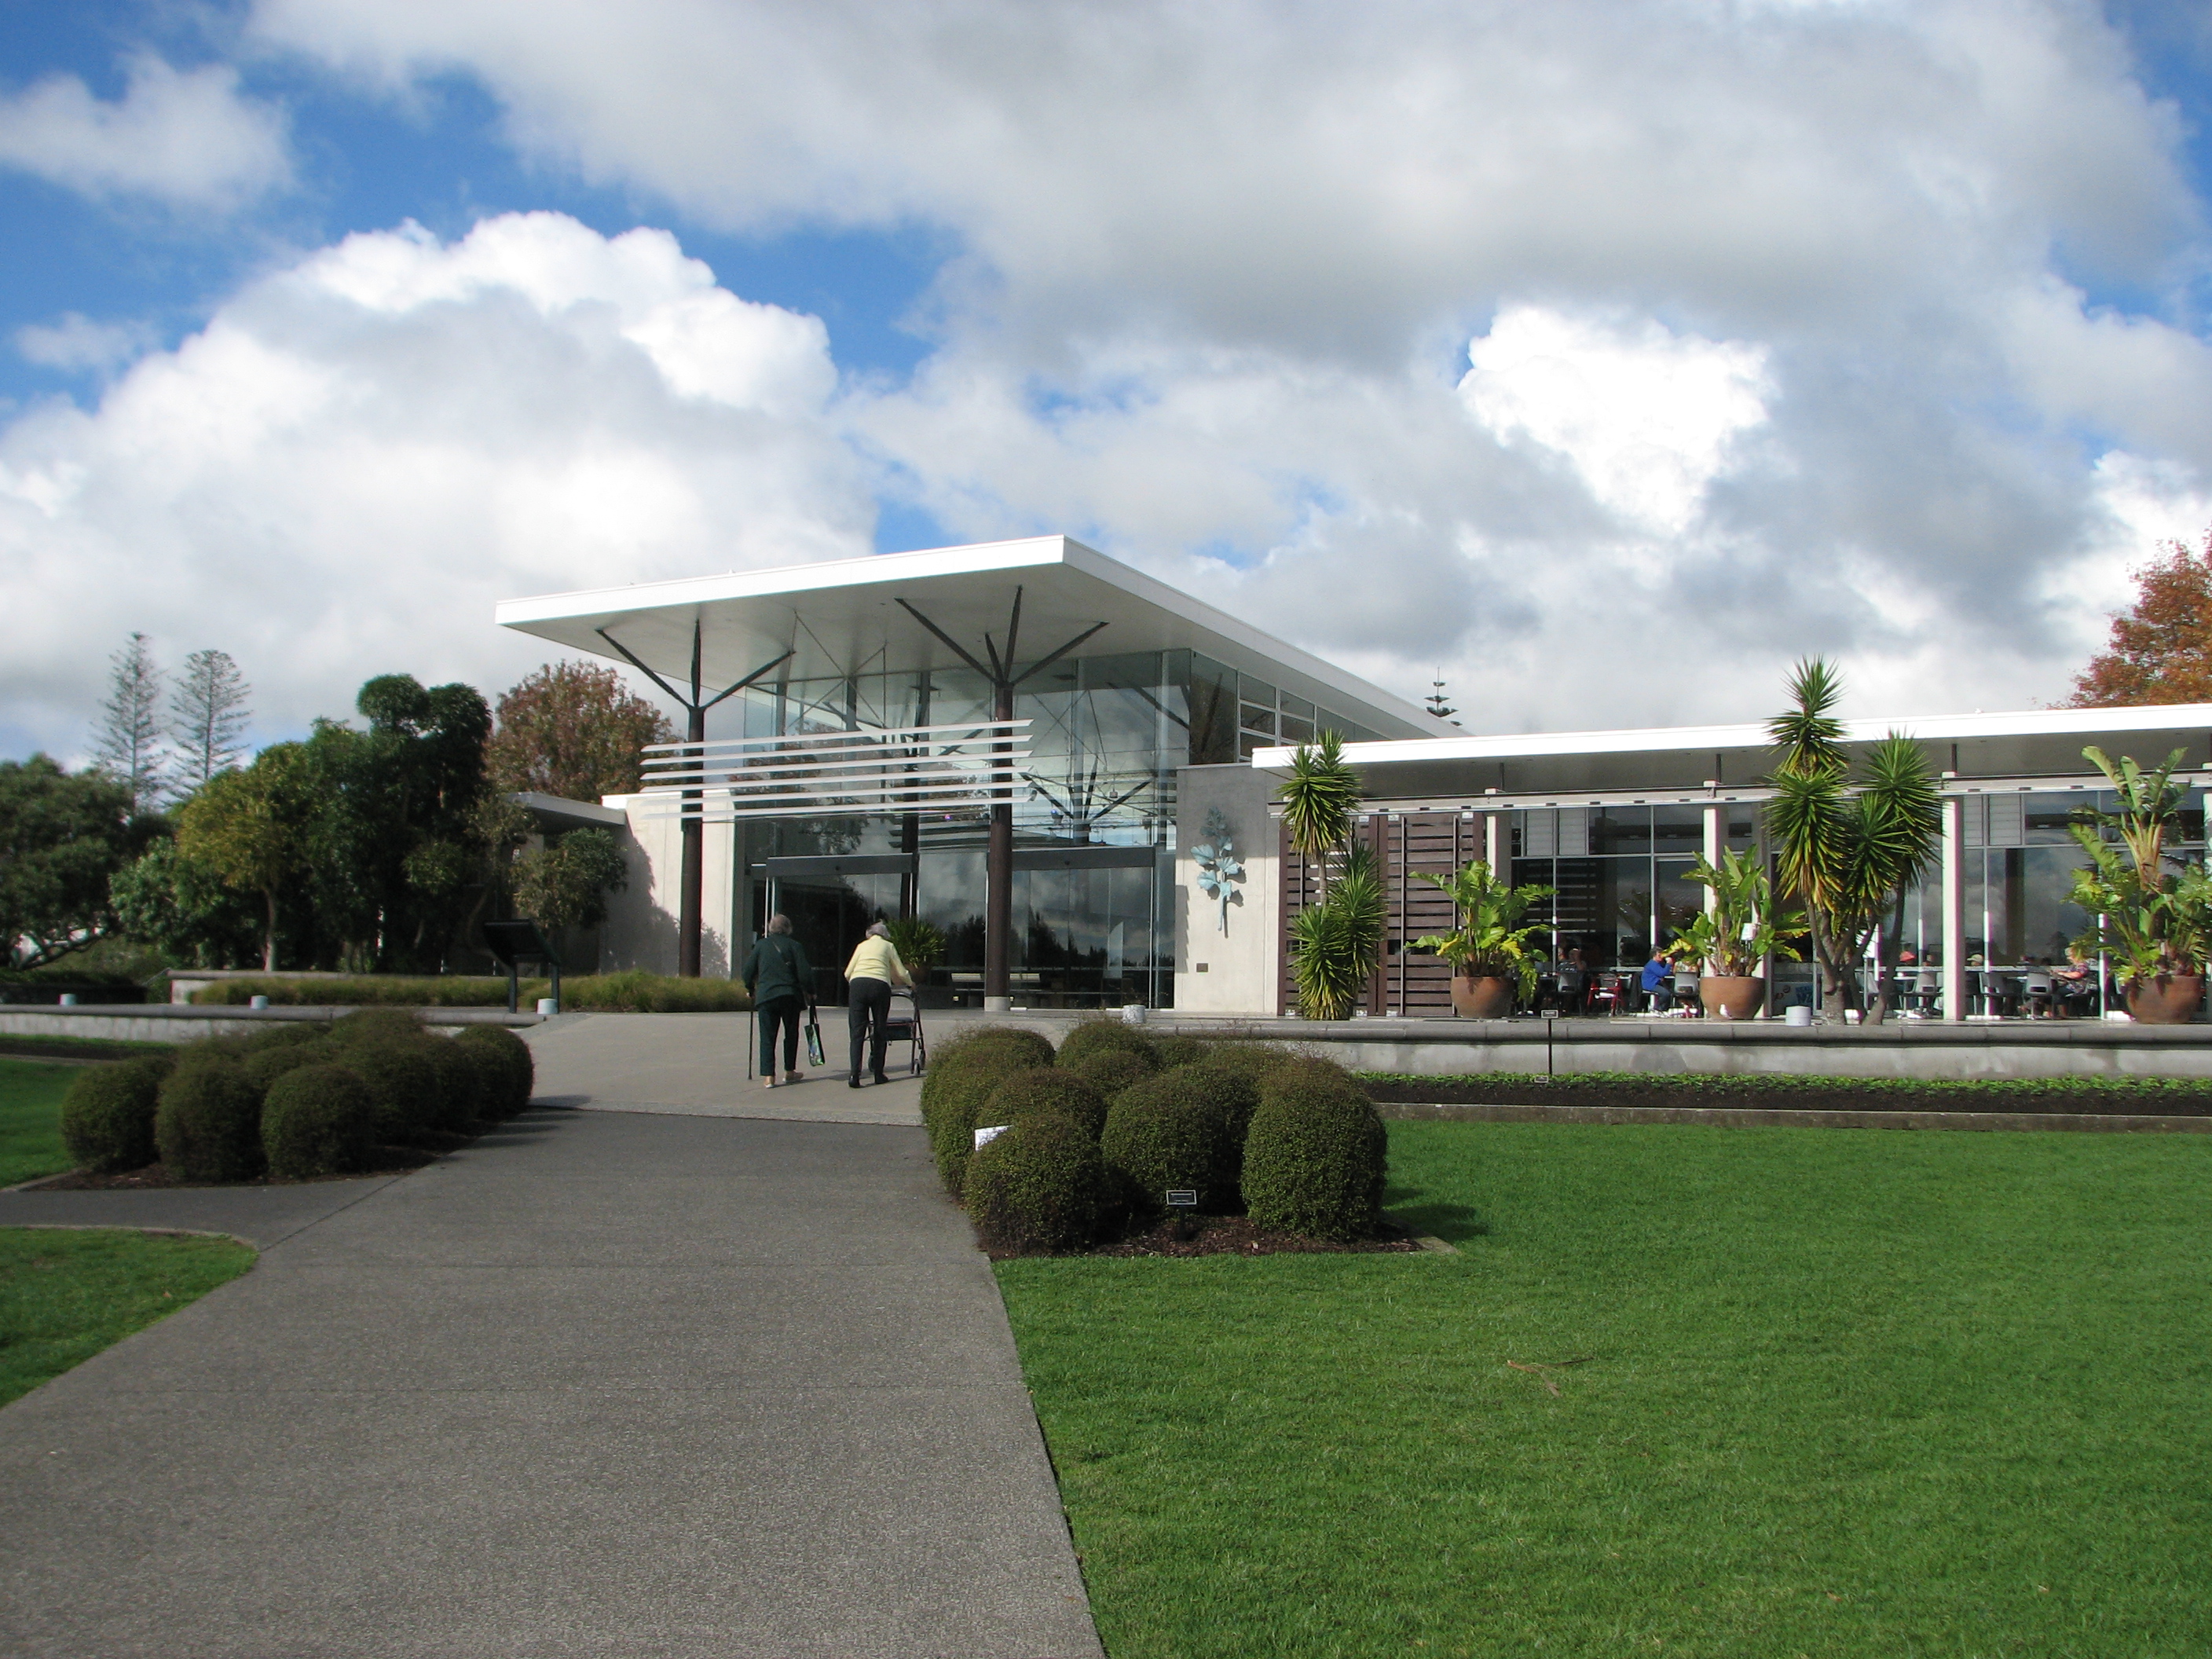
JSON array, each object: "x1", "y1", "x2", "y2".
[{"x1": 500, "y1": 537, "x2": 2212, "y2": 1020}]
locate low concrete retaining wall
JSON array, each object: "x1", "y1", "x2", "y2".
[
  {"x1": 1139, "y1": 1014, "x2": 2212, "y2": 1081},
  {"x1": 1375, "y1": 1101, "x2": 2212, "y2": 1133},
  {"x1": 0, "y1": 1005, "x2": 540, "y2": 1046}
]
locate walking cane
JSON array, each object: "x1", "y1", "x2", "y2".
[{"x1": 746, "y1": 998, "x2": 755, "y2": 1082}]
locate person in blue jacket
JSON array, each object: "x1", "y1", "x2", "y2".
[
  {"x1": 1639, "y1": 945, "x2": 1675, "y2": 1013},
  {"x1": 742, "y1": 914, "x2": 815, "y2": 1087}
]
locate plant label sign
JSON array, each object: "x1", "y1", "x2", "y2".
[
  {"x1": 973, "y1": 1124, "x2": 1009, "y2": 1150},
  {"x1": 1164, "y1": 1190, "x2": 1199, "y2": 1208}
]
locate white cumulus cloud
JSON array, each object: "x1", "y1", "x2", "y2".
[
  {"x1": 0, "y1": 213, "x2": 871, "y2": 761},
  {"x1": 0, "y1": 55, "x2": 291, "y2": 210}
]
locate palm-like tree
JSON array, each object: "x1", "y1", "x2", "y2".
[
  {"x1": 1765, "y1": 660, "x2": 1941, "y2": 1023},
  {"x1": 1279, "y1": 731, "x2": 1382, "y2": 1018}
]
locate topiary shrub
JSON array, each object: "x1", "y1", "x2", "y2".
[
  {"x1": 1148, "y1": 1035, "x2": 1213, "y2": 1069},
  {"x1": 155, "y1": 1057, "x2": 265, "y2": 1182},
  {"x1": 964, "y1": 1110, "x2": 1105, "y2": 1254},
  {"x1": 919, "y1": 1027, "x2": 1058, "y2": 1197},
  {"x1": 241, "y1": 1022, "x2": 327, "y2": 1054},
  {"x1": 60, "y1": 1058, "x2": 164, "y2": 1174},
  {"x1": 342, "y1": 1041, "x2": 441, "y2": 1144},
  {"x1": 1101, "y1": 1066, "x2": 1260, "y2": 1216},
  {"x1": 262, "y1": 1064, "x2": 375, "y2": 1179},
  {"x1": 978, "y1": 1068, "x2": 1109, "y2": 1141},
  {"x1": 243, "y1": 1038, "x2": 341, "y2": 1096},
  {"x1": 331, "y1": 1008, "x2": 427, "y2": 1047},
  {"x1": 1054, "y1": 1017, "x2": 1159, "y2": 1071},
  {"x1": 1188, "y1": 1040, "x2": 1302, "y2": 1085},
  {"x1": 1059, "y1": 1046, "x2": 1155, "y2": 1101},
  {"x1": 453, "y1": 1024, "x2": 534, "y2": 1115},
  {"x1": 449, "y1": 1033, "x2": 518, "y2": 1120},
  {"x1": 1241, "y1": 1060, "x2": 1388, "y2": 1241},
  {"x1": 411, "y1": 1035, "x2": 486, "y2": 1130}
]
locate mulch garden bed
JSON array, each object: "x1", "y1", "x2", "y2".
[
  {"x1": 990, "y1": 1214, "x2": 1422, "y2": 1260},
  {"x1": 1360, "y1": 1074, "x2": 2212, "y2": 1116}
]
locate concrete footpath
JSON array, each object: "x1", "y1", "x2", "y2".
[{"x1": 0, "y1": 1103, "x2": 1103, "y2": 1657}]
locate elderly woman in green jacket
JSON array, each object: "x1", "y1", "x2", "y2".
[{"x1": 741, "y1": 914, "x2": 815, "y2": 1087}]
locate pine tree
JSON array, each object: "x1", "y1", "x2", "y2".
[
  {"x1": 90, "y1": 632, "x2": 166, "y2": 812},
  {"x1": 170, "y1": 648, "x2": 252, "y2": 791}
]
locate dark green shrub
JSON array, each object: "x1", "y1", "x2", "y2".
[
  {"x1": 1101, "y1": 1066, "x2": 1259, "y2": 1215},
  {"x1": 965, "y1": 1110, "x2": 1105, "y2": 1254},
  {"x1": 155, "y1": 1057, "x2": 264, "y2": 1182},
  {"x1": 449, "y1": 1035, "x2": 517, "y2": 1120},
  {"x1": 1055, "y1": 1017, "x2": 1159, "y2": 1071},
  {"x1": 241, "y1": 1022, "x2": 327, "y2": 1054},
  {"x1": 454, "y1": 1024, "x2": 534, "y2": 1115},
  {"x1": 262, "y1": 1065, "x2": 375, "y2": 1179},
  {"x1": 60, "y1": 1059, "x2": 163, "y2": 1173},
  {"x1": 331, "y1": 1008, "x2": 426, "y2": 1046},
  {"x1": 411, "y1": 1035, "x2": 486, "y2": 1130},
  {"x1": 1241, "y1": 1060, "x2": 1387, "y2": 1240},
  {"x1": 343, "y1": 1041, "x2": 441, "y2": 1143},
  {"x1": 920, "y1": 1027, "x2": 1057, "y2": 1196},
  {"x1": 1193, "y1": 1039, "x2": 1302, "y2": 1082},
  {"x1": 1060, "y1": 1046, "x2": 1155, "y2": 1101},
  {"x1": 979, "y1": 1068, "x2": 1108, "y2": 1140},
  {"x1": 1148, "y1": 1035, "x2": 1213, "y2": 1069},
  {"x1": 243, "y1": 1038, "x2": 339, "y2": 1095}
]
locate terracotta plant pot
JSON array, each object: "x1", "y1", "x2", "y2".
[
  {"x1": 1697, "y1": 976, "x2": 1765, "y2": 1020},
  {"x1": 2126, "y1": 974, "x2": 2204, "y2": 1025},
  {"x1": 1452, "y1": 974, "x2": 1516, "y2": 1019}
]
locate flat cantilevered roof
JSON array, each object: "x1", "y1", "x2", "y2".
[
  {"x1": 1255, "y1": 702, "x2": 2212, "y2": 799},
  {"x1": 497, "y1": 536, "x2": 1431, "y2": 738}
]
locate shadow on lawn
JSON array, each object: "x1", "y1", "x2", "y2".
[{"x1": 1383, "y1": 1178, "x2": 1489, "y2": 1242}]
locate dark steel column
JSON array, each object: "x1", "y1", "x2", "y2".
[
  {"x1": 985, "y1": 679, "x2": 1014, "y2": 1002},
  {"x1": 679, "y1": 700, "x2": 705, "y2": 978}
]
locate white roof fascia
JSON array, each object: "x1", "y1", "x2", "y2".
[
  {"x1": 1252, "y1": 701, "x2": 2212, "y2": 771},
  {"x1": 497, "y1": 535, "x2": 1434, "y2": 738}
]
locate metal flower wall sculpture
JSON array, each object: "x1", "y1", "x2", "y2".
[{"x1": 1193, "y1": 808, "x2": 1244, "y2": 933}]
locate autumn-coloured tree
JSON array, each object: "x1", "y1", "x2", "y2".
[
  {"x1": 485, "y1": 662, "x2": 675, "y2": 802},
  {"x1": 2070, "y1": 530, "x2": 2212, "y2": 707}
]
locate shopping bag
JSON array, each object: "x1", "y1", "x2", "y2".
[{"x1": 804, "y1": 1009, "x2": 825, "y2": 1070}]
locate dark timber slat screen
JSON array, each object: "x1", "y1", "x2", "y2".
[{"x1": 1281, "y1": 811, "x2": 1482, "y2": 1016}]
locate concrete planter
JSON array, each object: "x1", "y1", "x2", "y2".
[
  {"x1": 1451, "y1": 974, "x2": 1516, "y2": 1019},
  {"x1": 2126, "y1": 974, "x2": 2204, "y2": 1025},
  {"x1": 1698, "y1": 976, "x2": 1765, "y2": 1020}
]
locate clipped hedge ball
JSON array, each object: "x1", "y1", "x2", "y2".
[
  {"x1": 978, "y1": 1068, "x2": 1109, "y2": 1141},
  {"x1": 244, "y1": 1038, "x2": 340, "y2": 1096},
  {"x1": 155, "y1": 1056, "x2": 265, "y2": 1183},
  {"x1": 1054, "y1": 1017, "x2": 1159, "y2": 1072},
  {"x1": 933, "y1": 1024, "x2": 1055, "y2": 1075},
  {"x1": 1190, "y1": 1040, "x2": 1301, "y2": 1084},
  {"x1": 453, "y1": 1024, "x2": 535, "y2": 1116},
  {"x1": 408, "y1": 1036, "x2": 484, "y2": 1131},
  {"x1": 262, "y1": 1064, "x2": 375, "y2": 1179},
  {"x1": 1058, "y1": 1046, "x2": 1155, "y2": 1102},
  {"x1": 342, "y1": 1041, "x2": 442, "y2": 1144},
  {"x1": 964, "y1": 1109, "x2": 1105, "y2": 1254},
  {"x1": 60, "y1": 1057, "x2": 165, "y2": 1174},
  {"x1": 331, "y1": 1008, "x2": 427, "y2": 1047},
  {"x1": 1241, "y1": 1060, "x2": 1387, "y2": 1241},
  {"x1": 241, "y1": 1021, "x2": 326, "y2": 1055},
  {"x1": 1146, "y1": 1035, "x2": 1213, "y2": 1070},
  {"x1": 920, "y1": 1031, "x2": 1057, "y2": 1197},
  {"x1": 1101, "y1": 1066, "x2": 1258, "y2": 1215}
]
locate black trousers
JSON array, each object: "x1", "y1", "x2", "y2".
[
  {"x1": 758, "y1": 997, "x2": 804, "y2": 1075},
  {"x1": 848, "y1": 976, "x2": 892, "y2": 1079}
]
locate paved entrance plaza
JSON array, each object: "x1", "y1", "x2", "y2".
[{"x1": 0, "y1": 1018, "x2": 1102, "y2": 1659}]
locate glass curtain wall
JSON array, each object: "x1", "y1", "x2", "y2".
[{"x1": 1510, "y1": 804, "x2": 1756, "y2": 971}]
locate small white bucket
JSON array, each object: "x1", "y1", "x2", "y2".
[
  {"x1": 1121, "y1": 1003, "x2": 1148, "y2": 1025},
  {"x1": 1785, "y1": 1005, "x2": 1814, "y2": 1027},
  {"x1": 57, "y1": 993, "x2": 77, "y2": 1007},
  {"x1": 537, "y1": 998, "x2": 559, "y2": 1016},
  {"x1": 248, "y1": 994, "x2": 269, "y2": 1010}
]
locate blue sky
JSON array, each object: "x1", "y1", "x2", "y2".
[{"x1": 6, "y1": 1, "x2": 2212, "y2": 759}]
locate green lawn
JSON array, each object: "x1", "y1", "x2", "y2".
[
  {"x1": 0, "y1": 1058, "x2": 79, "y2": 1187},
  {"x1": 998, "y1": 1123, "x2": 2212, "y2": 1657},
  {"x1": 0, "y1": 1228, "x2": 255, "y2": 1407}
]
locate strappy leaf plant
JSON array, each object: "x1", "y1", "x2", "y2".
[
  {"x1": 1411, "y1": 859, "x2": 1556, "y2": 998},
  {"x1": 1765, "y1": 660, "x2": 1942, "y2": 1023},
  {"x1": 1280, "y1": 731, "x2": 1361, "y2": 897},
  {"x1": 2065, "y1": 746, "x2": 2212, "y2": 987},
  {"x1": 1279, "y1": 733, "x2": 1384, "y2": 1018},
  {"x1": 1670, "y1": 846, "x2": 1805, "y2": 979}
]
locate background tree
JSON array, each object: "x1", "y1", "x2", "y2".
[
  {"x1": 111, "y1": 839, "x2": 266, "y2": 969},
  {"x1": 2069, "y1": 529, "x2": 2212, "y2": 706},
  {"x1": 176, "y1": 745, "x2": 317, "y2": 972},
  {"x1": 1766, "y1": 660, "x2": 1942, "y2": 1024},
  {"x1": 0, "y1": 756, "x2": 150, "y2": 968},
  {"x1": 485, "y1": 661, "x2": 674, "y2": 802},
  {"x1": 511, "y1": 829, "x2": 629, "y2": 932},
  {"x1": 90, "y1": 632, "x2": 167, "y2": 811},
  {"x1": 169, "y1": 648, "x2": 252, "y2": 790}
]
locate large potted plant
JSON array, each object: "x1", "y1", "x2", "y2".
[
  {"x1": 2067, "y1": 747, "x2": 2211, "y2": 1024},
  {"x1": 1671, "y1": 846, "x2": 1805, "y2": 1019},
  {"x1": 1412, "y1": 859, "x2": 1556, "y2": 1018}
]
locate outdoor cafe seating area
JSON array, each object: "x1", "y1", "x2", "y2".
[{"x1": 1512, "y1": 959, "x2": 2122, "y2": 1020}]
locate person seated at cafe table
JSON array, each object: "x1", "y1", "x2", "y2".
[{"x1": 1639, "y1": 946, "x2": 1675, "y2": 1013}]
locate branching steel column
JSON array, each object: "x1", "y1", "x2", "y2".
[{"x1": 895, "y1": 587, "x2": 1105, "y2": 1004}]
